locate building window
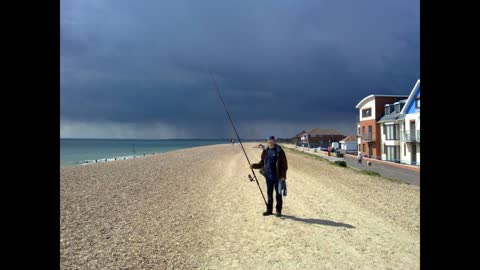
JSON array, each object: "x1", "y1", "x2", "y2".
[
  {"x1": 362, "y1": 108, "x2": 372, "y2": 118},
  {"x1": 384, "y1": 144, "x2": 387, "y2": 154},
  {"x1": 385, "y1": 124, "x2": 399, "y2": 140},
  {"x1": 394, "y1": 104, "x2": 400, "y2": 113},
  {"x1": 416, "y1": 97, "x2": 420, "y2": 108},
  {"x1": 404, "y1": 144, "x2": 406, "y2": 155},
  {"x1": 385, "y1": 146, "x2": 401, "y2": 163},
  {"x1": 385, "y1": 105, "x2": 390, "y2": 115}
]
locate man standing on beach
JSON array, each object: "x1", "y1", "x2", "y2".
[{"x1": 250, "y1": 136, "x2": 288, "y2": 217}]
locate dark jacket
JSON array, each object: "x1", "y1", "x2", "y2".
[{"x1": 251, "y1": 144, "x2": 288, "y2": 180}]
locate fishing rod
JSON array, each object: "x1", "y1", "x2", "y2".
[{"x1": 209, "y1": 70, "x2": 267, "y2": 207}]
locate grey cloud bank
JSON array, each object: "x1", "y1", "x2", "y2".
[{"x1": 61, "y1": 0, "x2": 419, "y2": 139}]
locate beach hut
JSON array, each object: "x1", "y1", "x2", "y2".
[{"x1": 339, "y1": 135, "x2": 358, "y2": 153}]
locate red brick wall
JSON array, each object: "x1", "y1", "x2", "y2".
[{"x1": 359, "y1": 119, "x2": 379, "y2": 157}]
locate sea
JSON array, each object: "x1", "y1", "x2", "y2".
[{"x1": 60, "y1": 138, "x2": 248, "y2": 167}]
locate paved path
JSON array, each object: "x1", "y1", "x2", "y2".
[
  {"x1": 280, "y1": 144, "x2": 420, "y2": 186},
  {"x1": 343, "y1": 155, "x2": 420, "y2": 186},
  {"x1": 280, "y1": 144, "x2": 345, "y2": 162}
]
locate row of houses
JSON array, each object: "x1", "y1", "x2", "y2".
[
  {"x1": 287, "y1": 79, "x2": 420, "y2": 167},
  {"x1": 293, "y1": 128, "x2": 344, "y2": 149},
  {"x1": 356, "y1": 79, "x2": 420, "y2": 166},
  {"x1": 292, "y1": 128, "x2": 358, "y2": 153}
]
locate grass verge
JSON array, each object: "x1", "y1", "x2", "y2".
[{"x1": 282, "y1": 144, "x2": 411, "y2": 185}]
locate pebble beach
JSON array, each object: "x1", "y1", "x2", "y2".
[{"x1": 60, "y1": 143, "x2": 420, "y2": 269}]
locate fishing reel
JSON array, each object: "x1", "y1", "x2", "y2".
[{"x1": 248, "y1": 174, "x2": 254, "y2": 182}]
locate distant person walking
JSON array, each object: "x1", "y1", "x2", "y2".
[
  {"x1": 250, "y1": 136, "x2": 288, "y2": 217},
  {"x1": 357, "y1": 152, "x2": 363, "y2": 164}
]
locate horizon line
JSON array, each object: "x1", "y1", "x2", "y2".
[{"x1": 59, "y1": 137, "x2": 278, "y2": 140}]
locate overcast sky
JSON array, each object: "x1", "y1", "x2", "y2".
[{"x1": 60, "y1": 0, "x2": 419, "y2": 139}]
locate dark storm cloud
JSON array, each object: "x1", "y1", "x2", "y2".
[{"x1": 60, "y1": 0, "x2": 419, "y2": 138}]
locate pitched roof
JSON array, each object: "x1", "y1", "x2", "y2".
[
  {"x1": 340, "y1": 135, "x2": 357, "y2": 142},
  {"x1": 308, "y1": 128, "x2": 343, "y2": 135},
  {"x1": 294, "y1": 130, "x2": 307, "y2": 137},
  {"x1": 377, "y1": 113, "x2": 405, "y2": 123},
  {"x1": 379, "y1": 98, "x2": 409, "y2": 123},
  {"x1": 400, "y1": 79, "x2": 420, "y2": 114}
]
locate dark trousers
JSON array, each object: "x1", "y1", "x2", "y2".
[{"x1": 266, "y1": 179, "x2": 282, "y2": 213}]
